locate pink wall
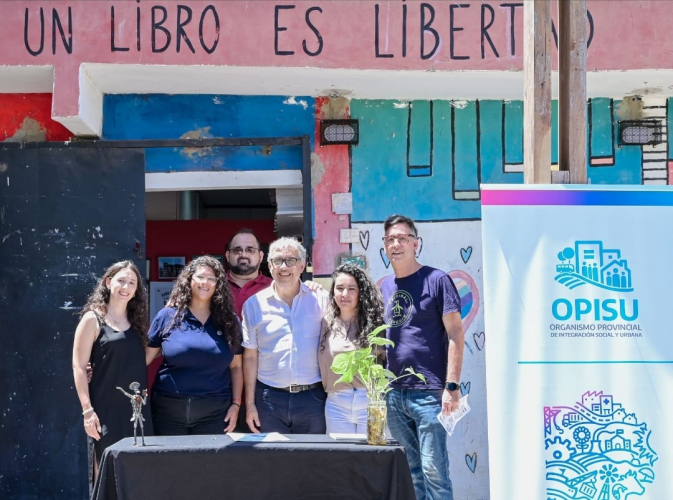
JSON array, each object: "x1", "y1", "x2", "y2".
[
  {"x1": 312, "y1": 97, "x2": 351, "y2": 276},
  {"x1": 3, "y1": 1, "x2": 673, "y2": 118},
  {"x1": 5, "y1": 1, "x2": 671, "y2": 71}
]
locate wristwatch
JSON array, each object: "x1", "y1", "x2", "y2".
[{"x1": 445, "y1": 381, "x2": 459, "y2": 392}]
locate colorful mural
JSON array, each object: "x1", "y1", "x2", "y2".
[
  {"x1": 350, "y1": 96, "x2": 669, "y2": 224},
  {"x1": 4, "y1": 91, "x2": 670, "y2": 500},
  {"x1": 344, "y1": 94, "x2": 670, "y2": 499}
]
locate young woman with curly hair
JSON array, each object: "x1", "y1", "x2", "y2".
[
  {"x1": 72, "y1": 260, "x2": 152, "y2": 490},
  {"x1": 146, "y1": 255, "x2": 243, "y2": 435},
  {"x1": 318, "y1": 263, "x2": 384, "y2": 433}
]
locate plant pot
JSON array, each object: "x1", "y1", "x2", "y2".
[{"x1": 367, "y1": 401, "x2": 387, "y2": 445}]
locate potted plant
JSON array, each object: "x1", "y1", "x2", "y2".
[{"x1": 331, "y1": 324, "x2": 425, "y2": 445}]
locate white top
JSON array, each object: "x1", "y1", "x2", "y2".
[{"x1": 242, "y1": 282, "x2": 329, "y2": 388}]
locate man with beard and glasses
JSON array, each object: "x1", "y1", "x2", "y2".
[
  {"x1": 225, "y1": 229, "x2": 273, "y2": 317},
  {"x1": 225, "y1": 229, "x2": 273, "y2": 432}
]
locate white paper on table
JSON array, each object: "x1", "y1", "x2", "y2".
[
  {"x1": 227, "y1": 432, "x2": 291, "y2": 442},
  {"x1": 437, "y1": 395, "x2": 470, "y2": 436},
  {"x1": 329, "y1": 433, "x2": 366, "y2": 441}
]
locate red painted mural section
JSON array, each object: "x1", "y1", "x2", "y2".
[
  {"x1": 0, "y1": 94, "x2": 72, "y2": 141},
  {"x1": 312, "y1": 97, "x2": 351, "y2": 277},
  {"x1": 146, "y1": 219, "x2": 275, "y2": 281}
]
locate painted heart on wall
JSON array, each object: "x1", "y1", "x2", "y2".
[
  {"x1": 465, "y1": 453, "x2": 477, "y2": 473},
  {"x1": 473, "y1": 331, "x2": 485, "y2": 351},
  {"x1": 359, "y1": 230, "x2": 370, "y2": 250},
  {"x1": 379, "y1": 248, "x2": 390, "y2": 268},
  {"x1": 460, "y1": 246, "x2": 473, "y2": 264}
]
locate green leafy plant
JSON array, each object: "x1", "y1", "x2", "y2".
[{"x1": 331, "y1": 324, "x2": 426, "y2": 403}]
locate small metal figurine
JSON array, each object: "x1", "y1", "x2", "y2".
[{"x1": 116, "y1": 381, "x2": 148, "y2": 446}]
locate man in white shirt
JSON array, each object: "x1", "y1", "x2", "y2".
[{"x1": 242, "y1": 237, "x2": 329, "y2": 433}]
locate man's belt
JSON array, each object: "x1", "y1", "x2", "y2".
[{"x1": 277, "y1": 382, "x2": 322, "y2": 393}]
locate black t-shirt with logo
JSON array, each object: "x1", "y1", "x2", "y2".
[{"x1": 381, "y1": 266, "x2": 461, "y2": 389}]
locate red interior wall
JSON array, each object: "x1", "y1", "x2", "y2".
[{"x1": 146, "y1": 219, "x2": 276, "y2": 281}]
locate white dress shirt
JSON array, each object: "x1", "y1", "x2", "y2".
[{"x1": 242, "y1": 282, "x2": 329, "y2": 388}]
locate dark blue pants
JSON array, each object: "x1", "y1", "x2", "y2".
[
  {"x1": 256, "y1": 382, "x2": 327, "y2": 434},
  {"x1": 152, "y1": 391, "x2": 231, "y2": 435}
]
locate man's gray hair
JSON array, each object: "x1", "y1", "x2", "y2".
[{"x1": 268, "y1": 237, "x2": 307, "y2": 262}]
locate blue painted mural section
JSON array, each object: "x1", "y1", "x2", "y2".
[
  {"x1": 589, "y1": 99, "x2": 642, "y2": 184},
  {"x1": 102, "y1": 95, "x2": 315, "y2": 172},
  {"x1": 350, "y1": 100, "x2": 482, "y2": 222},
  {"x1": 480, "y1": 101, "x2": 523, "y2": 185},
  {"x1": 590, "y1": 98, "x2": 615, "y2": 158},
  {"x1": 453, "y1": 102, "x2": 480, "y2": 194},
  {"x1": 351, "y1": 98, "x2": 652, "y2": 223},
  {"x1": 408, "y1": 101, "x2": 432, "y2": 176},
  {"x1": 504, "y1": 101, "x2": 523, "y2": 165}
]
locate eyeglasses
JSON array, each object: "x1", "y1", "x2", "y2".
[
  {"x1": 193, "y1": 274, "x2": 218, "y2": 285},
  {"x1": 382, "y1": 234, "x2": 416, "y2": 246},
  {"x1": 269, "y1": 257, "x2": 299, "y2": 268},
  {"x1": 230, "y1": 246, "x2": 259, "y2": 256}
]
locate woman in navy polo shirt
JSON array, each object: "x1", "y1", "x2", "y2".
[{"x1": 146, "y1": 255, "x2": 243, "y2": 435}]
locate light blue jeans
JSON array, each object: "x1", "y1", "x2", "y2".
[
  {"x1": 386, "y1": 389, "x2": 452, "y2": 500},
  {"x1": 325, "y1": 387, "x2": 369, "y2": 434}
]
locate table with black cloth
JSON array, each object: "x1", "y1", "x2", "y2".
[{"x1": 93, "y1": 434, "x2": 416, "y2": 500}]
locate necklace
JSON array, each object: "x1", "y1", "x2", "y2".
[{"x1": 106, "y1": 312, "x2": 126, "y2": 328}]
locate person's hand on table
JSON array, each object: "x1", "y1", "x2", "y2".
[
  {"x1": 246, "y1": 403, "x2": 261, "y2": 433},
  {"x1": 224, "y1": 402, "x2": 240, "y2": 433}
]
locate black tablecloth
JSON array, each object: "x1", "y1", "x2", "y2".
[{"x1": 93, "y1": 434, "x2": 416, "y2": 500}]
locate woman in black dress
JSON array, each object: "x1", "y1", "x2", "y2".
[{"x1": 72, "y1": 260, "x2": 153, "y2": 489}]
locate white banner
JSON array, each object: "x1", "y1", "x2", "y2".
[{"x1": 481, "y1": 185, "x2": 672, "y2": 500}]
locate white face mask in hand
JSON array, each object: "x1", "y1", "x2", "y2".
[{"x1": 437, "y1": 396, "x2": 470, "y2": 436}]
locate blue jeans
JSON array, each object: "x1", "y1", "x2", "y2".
[
  {"x1": 386, "y1": 389, "x2": 452, "y2": 500},
  {"x1": 256, "y1": 382, "x2": 327, "y2": 433}
]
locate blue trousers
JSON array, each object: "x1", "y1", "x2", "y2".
[
  {"x1": 256, "y1": 382, "x2": 327, "y2": 434},
  {"x1": 386, "y1": 389, "x2": 453, "y2": 500}
]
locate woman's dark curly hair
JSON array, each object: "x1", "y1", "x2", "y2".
[
  {"x1": 320, "y1": 263, "x2": 384, "y2": 352},
  {"x1": 165, "y1": 255, "x2": 241, "y2": 350},
  {"x1": 80, "y1": 260, "x2": 149, "y2": 345}
]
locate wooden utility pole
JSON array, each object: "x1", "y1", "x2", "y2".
[
  {"x1": 557, "y1": 0, "x2": 588, "y2": 184},
  {"x1": 523, "y1": 0, "x2": 588, "y2": 184},
  {"x1": 523, "y1": 0, "x2": 552, "y2": 184}
]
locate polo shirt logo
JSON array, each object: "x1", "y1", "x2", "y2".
[{"x1": 384, "y1": 290, "x2": 414, "y2": 327}]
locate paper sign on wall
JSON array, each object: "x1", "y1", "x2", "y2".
[{"x1": 332, "y1": 193, "x2": 353, "y2": 214}]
